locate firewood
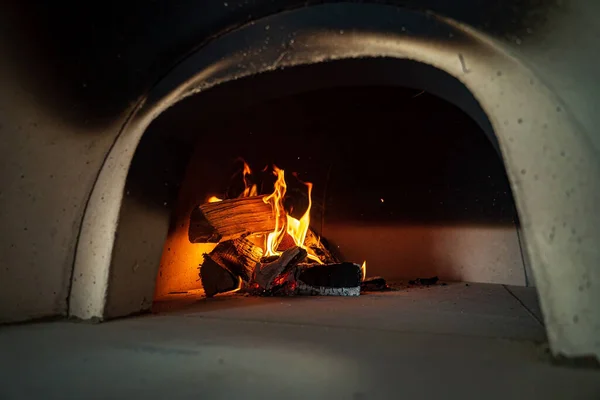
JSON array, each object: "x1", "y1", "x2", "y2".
[
  {"x1": 295, "y1": 262, "x2": 362, "y2": 291},
  {"x1": 250, "y1": 262, "x2": 362, "y2": 297},
  {"x1": 189, "y1": 196, "x2": 275, "y2": 243},
  {"x1": 232, "y1": 237, "x2": 264, "y2": 279},
  {"x1": 205, "y1": 238, "x2": 263, "y2": 283},
  {"x1": 200, "y1": 254, "x2": 238, "y2": 297},
  {"x1": 252, "y1": 246, "x2": 307, "y2": 290}
]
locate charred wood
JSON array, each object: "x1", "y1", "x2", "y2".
[
  {"x1": 199, "y1": 254, "x2": 238, "y2": 297},
  {"x1": 252, "y1": 246, "x2": 307, "y2": 290}
]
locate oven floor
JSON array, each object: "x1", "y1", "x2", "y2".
[{"x1": 1, "y1": 283, "x2": 599, "y2": 399}]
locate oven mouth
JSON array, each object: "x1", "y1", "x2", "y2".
[{"x1": 121, "y1": 59, "x2": 526, "y2": 306}]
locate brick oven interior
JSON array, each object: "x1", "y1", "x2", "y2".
[
  {"x1": 2, "y1": 2, "x2": 599, "y2": 398},
  {"x1": 143, "y1": 63, "x2": 532, "y2": 305}
]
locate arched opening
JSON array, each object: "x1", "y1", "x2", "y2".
[
  {"x1": 98, "y1": 58, "x2": 534, "y2": 319},
  {"x1": 152, "y1": 81, "x2": 529, "y2": 301}
]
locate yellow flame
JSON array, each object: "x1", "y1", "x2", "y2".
[
  {"x1": 286, "y1": 181, "x2": 312, "y2": 248},
  {"x1": 207, "y1": 196, "x2": 223, "y2": 203},
  {"x1": 263, "y1": 166, "x2": 287, "y2": 256},
  {"x1": 361, "y1": 261, "x2": 367, "y2": 281},
  {"x1": 261, "y1": 166, "x2": 322, "y2": 263}
]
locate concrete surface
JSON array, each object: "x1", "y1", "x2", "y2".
[{"x1": 1, "y1": 284, "x2": 598, "y2": 400}]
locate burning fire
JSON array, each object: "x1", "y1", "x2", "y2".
[
  {"x1": 206, "y1": 162, "x2": 332, "y2": 264},
  {"x1": 262, "y1": 165, "x2": 321, "y2": 263},
  {"x1": 198, "y1": 161, "x2": 371, "y2": 297},
  {"x1": 262, "y1": 166, "x2": 288, "y2": 257}
]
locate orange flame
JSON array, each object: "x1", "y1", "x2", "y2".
[
  {"x1": 261, "y1": 166, "x2": 321, "y2": 263},
  {"x1": 361, "y1": 261, "x2": 367, "y2": 281},
  {"x1": 286, "y1": 181, "x2": 312, "y2": 249},
  {"x1": 263, "y1": 166, "x2": 288, "y2": 256},
  {"x1": 207, "y1": 196, "x2": 223, "y2": 203}
]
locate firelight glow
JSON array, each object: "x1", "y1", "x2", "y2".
[{"x1": 361, "y1": 261, "x2": 367, "y2": 281}]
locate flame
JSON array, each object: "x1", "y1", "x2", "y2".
[
  {"x1": 361, "y1": 261, "x2": 367, "y2": 281},
  {"x1": 263, "y1": 166, "x2": 287, "y2": 256},
  {"x1": 240, "y1": 161, "x2": 258, "y2": 197},
  {"x1": 286, "y1": 181, "x2": 312, "y2": 249},
  {"x1": 206, "y1": 162, "x2": 323, "y2": 262},
  {"x1": 262, "y1": 166, "x2": 321, "y2": 262}
]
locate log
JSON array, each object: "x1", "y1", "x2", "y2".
[
  {"x1": 296, "y1": 262, "x2": 362, "y2": 290},
  {"x1": 189, "y1": 195, "x2": 275, "y2": 243},
  {"x1": 231, "y1": 237, "x2": 264, "y2": 280},
  {"x1": 252, "y1": 246, "x2": 307, "y2": 290},
  {"x1": 200, "y1": 254, "x2": 238, "y2": 297},
  {"x1": 207, "y1": 237, "x2": 263, "y2": 283},
  {"x1": 251, "y1": 262, "x2": 362, "y2": 297},
  {"x1": 292, "y1": 262, "x2": 361, "y2": 296}
]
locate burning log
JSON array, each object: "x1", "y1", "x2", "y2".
[
  {"x1": 252, "y1": 246, "x2": 307, "y2": 290},
  {"x1": 200, "y1": 237, "x2": 263, "y2": 297},
  {"x1": 210, "y1": 237, "x2": 264, "y2": 282},
  {"x1": 189, "y1": 196, "x2": 275, "y2": 243},
  {"x1": 192, "y1": 162, "x2": 371, "y2": 299}
]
